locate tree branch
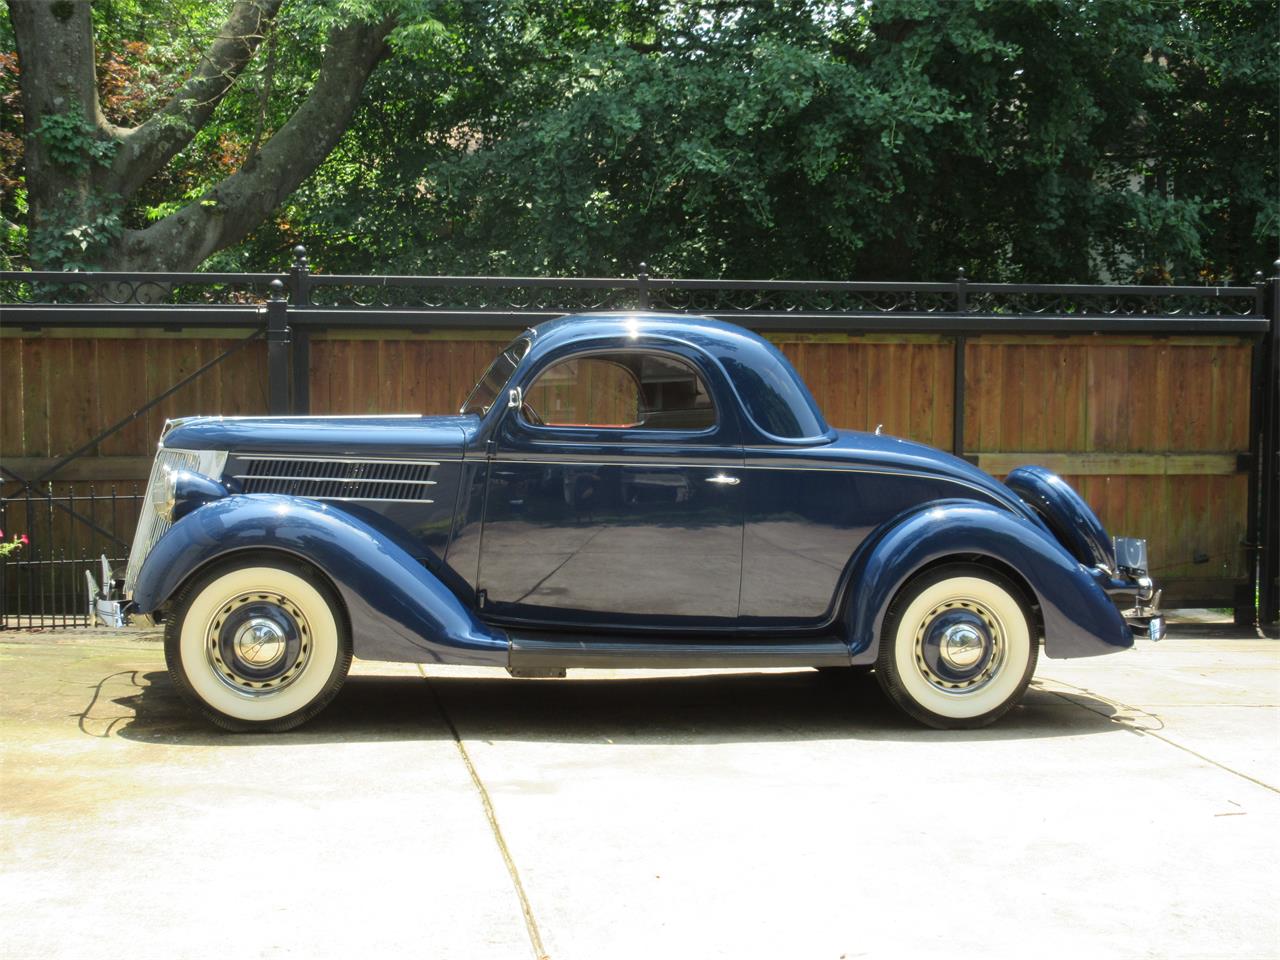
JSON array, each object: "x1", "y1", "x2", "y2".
[
  {"x1": 107, "y1": 0, "x2": 285, "y2": 201},
  {"x1": 119, "y1": 16, "x2": 394, "y2": 270}
]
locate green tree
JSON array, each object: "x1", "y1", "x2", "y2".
[
  {"x1": 380, "y1": 0, "x2": 1275, "y2": 281},
  {"x1": 4, "y1": 0, "x2": 398, "y2": 270},
  {"x1": 2, "y1": 0, "x2": 1275, "y2": 281}
]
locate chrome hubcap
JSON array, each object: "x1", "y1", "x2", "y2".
[
  {"x1": 914, "y1": 598, "x2": 1005, "y2": 695},
  {"x1": 205, "y1": 592, "x2": 311, "y2": 698},
  {"x1": 233, "y1": 617, "x2": 287, "y2": 668},
  {"x1": 940, "y1": 623, "x2": 984, "y2": 669}
]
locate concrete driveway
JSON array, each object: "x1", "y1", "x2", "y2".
[{"x1": 1, "y1": 626, "x2": 1277, "y2": 960}]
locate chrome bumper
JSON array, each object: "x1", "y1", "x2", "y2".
[
  {"x1": 1122, "y1": 600, "x2": 1166, "y2": 642},
  {"x1": 85, "y1": 556, "x2": 133, "y2": 628},
  {"x1": 1111, "y1": 537, "x2": 1165, "y2": 642}
]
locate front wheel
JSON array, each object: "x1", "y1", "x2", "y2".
[
  {"x1": 164, "y1": 557, "x2": 352, "y2": 732},
  {"x1": 875, "y1": 563, "x2": 1038, "y2": 729}
]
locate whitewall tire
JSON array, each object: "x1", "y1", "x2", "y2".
[
  {"x1": 164, "y1": 557, "x2": 352, "y2": 732},
  {"x1": 875, "y1": 563, "x2": 1038, "y2": 729}
]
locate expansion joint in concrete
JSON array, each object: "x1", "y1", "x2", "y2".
[
  {"x1": 1044, "y1": 680, "x2": 1280, "y2": 795},
  {"x1": 419, "y1": 666, "x2": 550, "y2": 960}
]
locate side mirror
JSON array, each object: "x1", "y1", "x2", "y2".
[{"x1": 507, "y1": 386, "x2": 522, "y2": 409}]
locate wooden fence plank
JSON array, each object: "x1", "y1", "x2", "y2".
[
  {"x1": 0, "y1": 338, "x2": 23, "y2": 457},
  {"x1": 20, "y1": 338, "x2": 50, "y2": 457}
]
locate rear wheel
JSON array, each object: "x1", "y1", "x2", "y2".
[
  {"x1": 875, "y1": 563, "x2": 1037, "y2": 729},
  {"x1": 164, "y1": 557, "x2": 352, "y2": 732}
]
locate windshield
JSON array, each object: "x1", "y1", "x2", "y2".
[{"x1": 460, "y1": 337, "x2": 531, "y2": 415}]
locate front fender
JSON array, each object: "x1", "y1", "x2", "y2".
[
  {"x1": 845, "y1": 500, "x2": 1132, "y2": 664},
  {"x1": 132, "y1": 495, "x2": 508, "y2": 666}
]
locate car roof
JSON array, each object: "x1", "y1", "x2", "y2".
[{"x1": 524, "y1": 312, "x2": 834, "y2": 443}]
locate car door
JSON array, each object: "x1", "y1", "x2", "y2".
[{"x1": 477, "y1": 345, "x2": 744, "y2": 629}]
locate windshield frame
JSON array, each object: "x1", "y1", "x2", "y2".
[{"x1": 459, "y1": 336, "x2": 532, "y2": 416}]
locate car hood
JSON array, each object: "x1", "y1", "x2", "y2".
[{"x1": 160, "y1": 414, "x2": 478, "y2": 460}]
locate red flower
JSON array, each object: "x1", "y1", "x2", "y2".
[{"x1": 19, "y1": 534, "x2": 29, "y2": 545}]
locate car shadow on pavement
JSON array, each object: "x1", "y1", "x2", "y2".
[{"x1": 105, "y1": 667, "x2": 1124, "y2": 746}]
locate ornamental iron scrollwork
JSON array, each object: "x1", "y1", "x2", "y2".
[
  {"x1": 0, "y1": 256, "x2": 1262, "y2": 321},
  {"x1": 306, "y1": 279, "x2": 642, "y2": 312},
  {"x1": 648, "y1": 286, "x2": 953, "y2": 315},
  {"x1": 965, "y1": 289, "x2": 1257, "y2": 318},
  {"x1": 0, "y1": 274, "x2": 279, "y2": 306}
]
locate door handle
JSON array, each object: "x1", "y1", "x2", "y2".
[{"x1": 705, "y1": 474, "x2": 740, "y2": 485}]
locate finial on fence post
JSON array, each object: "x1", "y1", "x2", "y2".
[
  {"x1": 954, "y1": 266, "x2": 968, "y2": 314},
  {"x1": 269, "y1": 278, "x2": 285, "y2": 301},
  {"x1": 288, "y1": 245, "x2": 312, "y2": 307},
  {"x1": 1272, "y1": 259, "x2": 1280, "y2": 280},
  {"x1": 637, "y1": 261, "x2": 650, "y2": 310}
]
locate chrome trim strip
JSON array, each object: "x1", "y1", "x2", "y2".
[
  {"x1": 493, "y1": 457, "x2": 738, "y2": 468},
  {"x1": 225, "y1": 454, "x2": 1012, "y2": 507},
  {"x1": 233, "y1": 474, "x2": 437, "y2": 485},
  {"x1": 230, "y1": 453, "x2": 448, "y2": 465},
  {"x1": 216, "y1": 414, "x2": 423, "y2": 420},
  {"x1": 314, "y1": 496, "x2": 436, "y2": 505},
  {"x1": 490, "y1": 456, "x2": 927, "y2": 473},
  {"x1": 488, "y1": 457, "x2": 1019, "y2": 508}
]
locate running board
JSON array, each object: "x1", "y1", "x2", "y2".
[{"x1": 507, "y1": 634, "x2": 851, "y2": 676}]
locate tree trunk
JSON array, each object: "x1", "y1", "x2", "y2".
[
  {"x1": 8, "y1": 0, "x2": 104, "y2": 247},
  {"x1": 8, "y1": 0, "x2": 391, "y2": 273}
]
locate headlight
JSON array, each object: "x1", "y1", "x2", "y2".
[
  {"x1": 124, "y1": 448, "x2": 227, "y2": 598},
  {"x1": 152, "y1": 466, "x2": 179, "y2": 519}
]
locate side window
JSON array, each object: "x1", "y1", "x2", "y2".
[{"x1": 523, "y1": 352, "x2": 716, "y2": 431}]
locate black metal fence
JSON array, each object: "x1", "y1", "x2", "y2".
[
  {"x1": 0, "y1": 485, "x2": 142, "y2": 629},
  {"x1": 2, "y1": 248, "x2": 1277, "y2": 627}
]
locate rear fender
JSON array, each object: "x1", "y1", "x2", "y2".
[
  {"x1": 1004, "y1": 465, "x2": 1116, "y2": 570},
  {"x1": 844, "y1": 500, "x2": 1132, "y2": 663},
  {"x1": 132, "y1": 495, "x2": 508, "y2": 666}
]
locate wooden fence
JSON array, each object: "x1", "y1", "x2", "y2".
[{"x1": 0, "y1": 326, "x2": 1254, "y2": 607}]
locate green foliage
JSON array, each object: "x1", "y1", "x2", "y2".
[
  {"x1": 29, "y1": 191, "x2": 123, "y2": 270},
  {"x1": 1, "y1": 0, "x2": 1276, "y2": 280},
  {"x1": 34, "y1": 106, "x2": 117, "y2": 172},
  {"x1": 257, "y1": 0, "x2": 1276, "y2": 282}
]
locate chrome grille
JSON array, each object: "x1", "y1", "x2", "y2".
[
  {"x1": 234, "y1": 458, "x2": 438, "y2": 504},
  {"x1": 123, "y1": 448, "x2": 224, "y2": 596}
]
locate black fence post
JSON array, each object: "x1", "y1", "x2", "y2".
[
  {"x1": 266, "y1": 279, "x2": 291, "y2": 415},
  {"x1": 1259, "y1": 260, "x2": 1280, "y2": 624},
  {"x1": 953, "y1": 268, "x2": 968, "y2": 458},
  {"x1": 288, "y1": 245, "x2": 311, "y2": 414},
  {"x1": 1241, "y1": 271, "x2": 1267, "y2": 624}
]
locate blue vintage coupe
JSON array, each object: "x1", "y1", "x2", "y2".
[{"x1": 91, "y1": 313, "x2": 1164, "y2": 730}]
